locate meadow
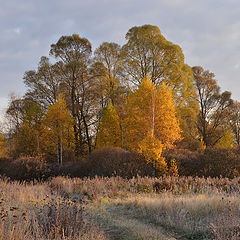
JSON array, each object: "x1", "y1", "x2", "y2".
[{"x1": 0, "y1": 175, "x2": 239, "y2": 240}]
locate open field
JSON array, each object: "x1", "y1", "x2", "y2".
[{"x1": 0, "y1": 176, "x2": 240, "y2": 240}]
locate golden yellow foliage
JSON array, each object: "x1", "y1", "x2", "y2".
[
  {"x1": 155, "y1": 82, "x2": 182, "y2": 149},
  {"x1": 168, "y1": 159, "x2": 179, "y2": 176},
  {"x1": 0, "y1": 133, "x2": 8, "y2": 158},
  {"x1": 96, "y1": 102, "x2": 122, "y2": 148},
  {"x1": 124, "y1": 77, "x2": 156, "y2": 151},
  {"x1": 123, "y1": 76, "x2": 181, "y2": 173},
  {"x1": 124, "y1": 76, "x2": 181, "y2": 151},
  {"x1": 44, "y1": 95, "x2": 73, "y2": 135},
  {"x1": 216, "y1": 128, "x2": 234, "y2": 148},
  {"x1": 42, "y1": 94, "x2": 74, "y2": 162},
  {"x1": 138, "y1": 131, "x2": 163, "y2": 163},
  {"x1": 198, "y1": 137, "x2": 206, "y2": 152},
  {"x1": 138, "y1": 131, "x2": 168, "y2": 175}
]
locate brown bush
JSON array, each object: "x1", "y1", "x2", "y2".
[
  {"x1": 0, "y1": 158, "x2": 12, "y2": 177},
  {"x1": 165, "y1": 147, "x2": 240, "y2": 178},
  {"x1": 165, "y1": 149, "x2": 202, "y2": 176},
  {"x1": 56, "y1": 160, "x2": 91, "y2": 178},
  {"x1": 11, "y1": 156, "x2": 49, "y2": 181},
  {"x1": 87, "y1": 147, "x2": 155, "y2": 178},
  {"x1": 202, "y1": 147, "x2": 240, "y2": 178}
]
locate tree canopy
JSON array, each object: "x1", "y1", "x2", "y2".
[{"x1": 3, "y1": 24, "x2": 238, "y2": 170}]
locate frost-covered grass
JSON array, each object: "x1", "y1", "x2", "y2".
[
  {"x1": 0, "y1": 178, "x2": 107, "y2": 240},
  {"x1": 0, "y1": 175, "x2": 240, "y2": 239}
]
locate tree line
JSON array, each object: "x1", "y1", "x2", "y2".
[{"x1": 0, "y1": 24, "x2": 239, "y2": 174}]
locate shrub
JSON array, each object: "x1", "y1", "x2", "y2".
[
  {"x1": 202, "y1": 147, "x2": 240, "y2": 178},
  {"x1": 165, "y1": 149, "x2": 202, "y2": 176},
  {"x1": 11, "y1": 156, "x2": 49, "y2": 181},
  {"x1": 0, "y1": 158, "x2": 12, "y2": 177},
  {"x1": 165, "y1": 147, "x2": 240, "y2": 178},
  {"x1": 87, "y1": 147, "x2": 155, "y2": 178},
  {"x1": 56, "y1": 161, "x2": 91, "y2": 178}
]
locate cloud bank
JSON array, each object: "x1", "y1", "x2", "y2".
[{"x1": 0, "y1": 0, "x2": 240, "y2": 114}]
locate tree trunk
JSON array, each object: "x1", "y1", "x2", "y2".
[{"x1": 82, "y1": 113, "x2": 91, "y2": 154}]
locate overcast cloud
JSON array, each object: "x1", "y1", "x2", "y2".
[{"x1": 1, "y1": 0, "x2": 240, "y2": 116}]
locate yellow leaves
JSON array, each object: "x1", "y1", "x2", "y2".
[
  {"x1": 125, "y1": 76, "x2": 181, "y2": 151},
  {"x1": 124, "y1": 76, "x2": 155, "y2": 150},
  {"x1": 123, "y1": 76, "x2": 181, "y2": 174},
  {"x1": 96, "y1": 76, "x2": 181, "y2": 174},
  {"x1": 215, "y1": 128, "x2": 234, "y2": 148},
  {"x1": 198, "y1": 137, "x2": 206, "y2": 153},
  {"x1": 44, "y1": 94, "x2": 73, "y2": 134},
  {"x1": 96, "y1": 102, "x2": 122, "y2": 148},
  {"x1": 0, "y1": 133, "x2": 8, "y2": 158},
  {"x1": 42, "y1": 94, "x2": 74, "y2": 154},
  {"x1": 155, "y1": 82, "x2": 182, "y2": 149},
  {"x1": 168, "y1": 159, "x2": 179, "y2": 177},
  {"x1": 137, "y1": 131, "x2": 163, "y2": 164}
]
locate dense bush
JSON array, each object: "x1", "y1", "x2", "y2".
[
  {"x1": 202, "y1": 147, "x2": 240, "y2": 178},
  {"x1": 0, "y1": 147, "x2": 155, "y2": 180},
  {"x1": 165, "y1": 149, "x2": 203, "y2": 176},
  {"x1": 12, "y1": 156, "x2": 49, "y2": 180},
  {"x1": 0, "y1": 156, "x2": 50, "y2": 181},
  {"x1": 56, "y1": 161, "x2": 91, "y2": 178},
  {"x1": 87, "y1": 147, "x2": 155, "y2": 178},
  {"x1": 0, "y1": 158, "x2": 12, "y2": 177},
  {"x1": 165, "y1": 147, "x2": 240, "y2": 178},
  {"x1": 1, "y1": 146, "x2": 240, "y2": 181}
]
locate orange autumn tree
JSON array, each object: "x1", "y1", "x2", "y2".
[
  {"x1": 124, "y1": 76, "x2": 181, "y2": 174},
  {"x1": 42, "y1": 94, "x2": 74, "y2": 165},
  {"x1": 137, "y1": 131, "x2": 167, "y2": 175},
  {"x1": 96, "y1": 102, "x2": 122, "y2": 148}
]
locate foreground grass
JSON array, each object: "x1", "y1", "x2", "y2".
[
  {"x1": 87, "y1": 194, "x2": 240, "y2": 240},
  {"x1": 0, "y1": 178, "x2": 108, "y2": 240},
  {"x1": 0, "y1": 176, "x2": 240, "y2": 239}
]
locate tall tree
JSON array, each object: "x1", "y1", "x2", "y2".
[
  {"x1": 42, "y1": 95, "x2": 74, "y2": 165},
  {"x1": 193, "y1": 66, "x2": 233, "y2": 147},
  {"x1": 121, "y1": 25, "x2": 194, "y2": 94},
  {"x1": 124, "y1": 76, "x2": 181, "y2": 150},
  {"x1": 121, "y1": 24, "x2": 198, "y2": 148},
  {"x1": 124, "y1": 76, "x2": 181, "y2": 171},
  {"x1": 6, "y1": 96, "x2": 44, "y2": 157},
  {"x1": 50, "y1": 34, "x2": 93, "y2": 157}
]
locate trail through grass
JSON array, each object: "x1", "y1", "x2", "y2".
[
  {"x1": 86, "y1": 200, "x2": 176, "y2": 240},
  {"x1": 85, "y1": 193, "x2": 240, "y2": 240}
]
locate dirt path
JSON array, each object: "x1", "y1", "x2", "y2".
[{"x1": 86, "y1": 203, "x2": 177, "y2": 240}]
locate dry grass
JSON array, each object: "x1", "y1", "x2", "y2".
[
  {"x1": 0, "y1": 175, "x2": 240, "y2": 239},
  {"x1": 0, "y1": 178, "x2": 108, "y2": 240},
  {"x1": 111, "y1": 193, "x2": 240, "y2": 239}
]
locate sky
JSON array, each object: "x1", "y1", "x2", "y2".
[{"x1": 1, "y1": 0, "x2": 240, "y2": 118}]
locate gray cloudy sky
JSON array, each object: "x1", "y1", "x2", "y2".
[{"x1": 1, "y1": 0, "x2": 240, "y2": 117}]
